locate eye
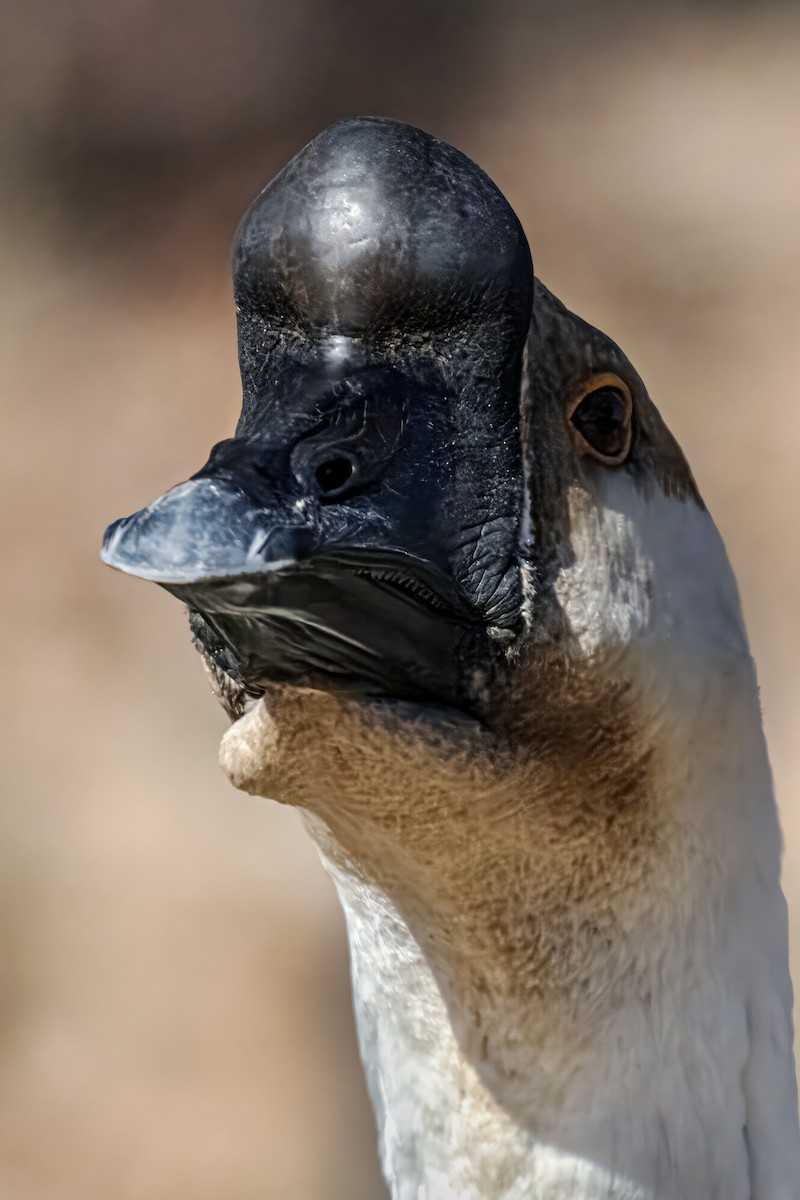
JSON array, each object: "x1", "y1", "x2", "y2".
[
  {"x1": 313, "y1": 453, "x2": 356, "y2": 498},
  {"x1": 568, "y1": 376, "x2": 633, "y2": 465}
]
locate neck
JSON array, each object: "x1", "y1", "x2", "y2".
[
  {"x1": 219, "y1": 610, "x2": 800, "y2": 1198},
  {"x1": 298, "y1": 645, "x2": 799, "y2": 1200}
]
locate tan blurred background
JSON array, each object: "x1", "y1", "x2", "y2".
[{"x1": 1, "y1": 1, "x2": 799, "y2": 1196}]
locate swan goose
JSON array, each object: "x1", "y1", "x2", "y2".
[{"x1": 102, "y1": 117, "x2": 800, "y2": 1200}]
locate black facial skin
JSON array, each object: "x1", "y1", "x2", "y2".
[{"x1": 102, "y1": 118, "x2": 533, "y2": 711}]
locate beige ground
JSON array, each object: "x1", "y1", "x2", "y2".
[{"x1": 1, "y1": 4, "x2": 799, "y2": 1197}]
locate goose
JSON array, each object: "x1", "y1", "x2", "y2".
[{"x1": 101, "y1": 117, "x2": 800, "y2": 1199}]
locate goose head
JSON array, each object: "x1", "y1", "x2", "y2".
[{"x1": 101, "y1": 116, "x2": 727, "y2": 728}]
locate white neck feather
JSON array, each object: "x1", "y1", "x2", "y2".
[{"x1": 312, "y1": 687, "x2": 798, "y2": 1199}]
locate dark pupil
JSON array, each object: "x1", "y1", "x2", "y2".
[
  {"x1": 315, "y1": 456, "x2": 354, "y2": 494},
  {"x1": 570, "y1": 387, "x2": 629, "y2": 458}
]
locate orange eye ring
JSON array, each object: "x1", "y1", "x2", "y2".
[{"x1": 567, "y1": 373, "x2": 633, "y2": 466}]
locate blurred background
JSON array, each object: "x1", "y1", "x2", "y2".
[{"x1": 1, "y1": 0, "x2": 799, "y2": 1196}]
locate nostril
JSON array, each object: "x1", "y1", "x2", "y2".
[{"x1": 314, "y1": 455, "x2": 355, "y2": 497}]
